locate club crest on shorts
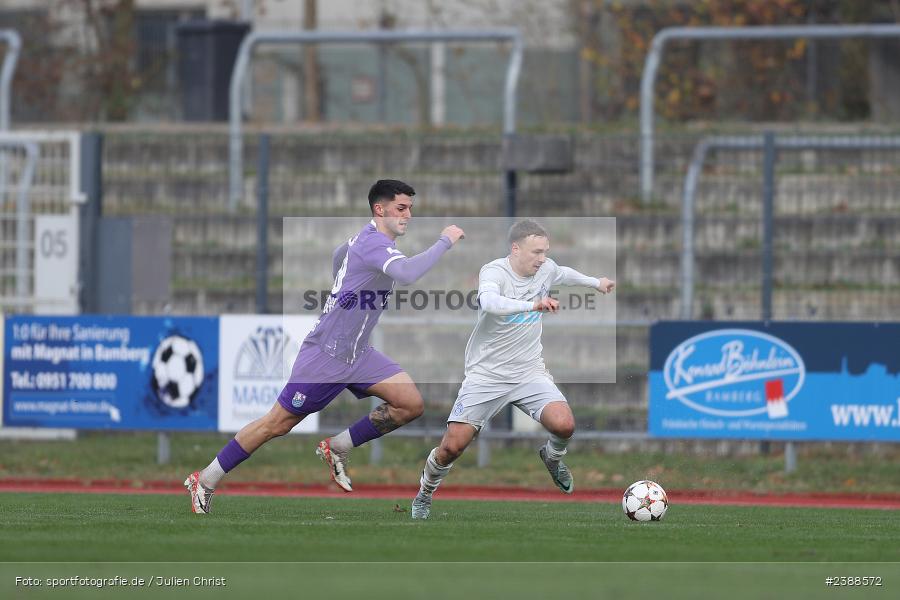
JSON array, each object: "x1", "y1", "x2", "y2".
[
  {"x1": 291, "y1": 391, "x2": 307, "y2": 409},
  {"x1": 452, "y1": 401, "x2": 464, "y2": 416}
]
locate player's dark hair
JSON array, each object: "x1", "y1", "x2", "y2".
[
  {"x1": 508, "y1": 219, "x2": 549, "y2": 245},
  {"x1": 368, "y1": 179, "x2": 415, "y2": 213}
]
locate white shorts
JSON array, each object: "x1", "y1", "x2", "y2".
[{"x1": 447, "y1": 374, "x2": 567, "y2": 430}]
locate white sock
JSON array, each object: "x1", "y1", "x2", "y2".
[
  {"x1": 199, "y1": 457, "x2": 225, "y2": 489},
  {"x1": 419, "y1": 448, "x2": 453, "y2": 496},
  {"x1": 544, "y1": 433, "x2": 570, "y2": 462},
  {"x1": 329, "y1": 429, "x2": 353, "y2": 453}
]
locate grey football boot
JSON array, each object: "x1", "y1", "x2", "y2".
[
  {"x1": 539, "y1": 446, "x2": 574, "y2": 494},
  {"x1": 411, "y1": 491, "x2": 433, "y2": 519}
]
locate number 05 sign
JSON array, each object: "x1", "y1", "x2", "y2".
[{"x1": 35, "y1": 215, "x2": 79, "y2": 315}]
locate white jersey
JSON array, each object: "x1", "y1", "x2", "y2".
[{"x1": 464, "y1": 257, "x2": 562, "y2": 382}]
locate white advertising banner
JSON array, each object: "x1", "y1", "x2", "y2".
[{"x1": 218, "y1": 315, "x2": 319, "y2": 433}]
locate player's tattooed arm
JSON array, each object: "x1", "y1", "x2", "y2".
[{"x1": 369, "y1": 403, "x2": 402, "y2": 434}]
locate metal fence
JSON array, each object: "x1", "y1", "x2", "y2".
[{"x1": 673, "y1": 133, "x2": 900, "y2": 322}]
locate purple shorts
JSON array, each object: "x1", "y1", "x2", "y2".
[{"x1": 276, "y1": 342, "x2": 403, "y2": 416}]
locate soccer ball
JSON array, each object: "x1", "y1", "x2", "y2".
[
  {"x1": 622, "y1": 480, "x2": 668, "y2": 522},
  {"x1": 151, "y1": 335, "x2": 204, "y2": 409}
]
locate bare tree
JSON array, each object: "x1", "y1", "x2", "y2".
[
  {"x1": 303, "y1": 0, "x2": 321, "y2": 122},
  {"x1": 77, "y1": 0, "x2": 140, "y2": 121}
]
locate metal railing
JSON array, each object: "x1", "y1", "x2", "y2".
[
  {"x1": 227, "y1": 29, "x2": 523, "y2": 211},
  {"x1": 101, "y1": 128, "x2": 900, "y2": 324},
  {"x1": 0, "y1": 29, "x2": 21, "y2": 132},
  {"x1": 679, "y1": 133, "x2": 900, "y2": 321},
  {"x1": 0, "y1": 139, "x2": 40, "y2": 307},
  {"x1": 92, "y1": 127, "x2": 900, "y2": 460},
  {"x1": 640, "y1": 24, "x2": 900, "y2": 202},
  {"x1": 0, "y1": 30, "x2": 21, "y2": 207},
  {"x1": 0, "y1": 131, "x2": 85, "y2": 313}
]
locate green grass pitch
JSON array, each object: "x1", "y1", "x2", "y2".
[
  {"x1": 2, "y1": 492, "x2": 899, "y2": 562},
  {"x1": 1, "y1": 492, "x2": 898, "y2": 599}
]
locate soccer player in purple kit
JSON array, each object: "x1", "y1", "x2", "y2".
[{"x1": 185, "y1": 180, "x2": 465, "y2": 513}]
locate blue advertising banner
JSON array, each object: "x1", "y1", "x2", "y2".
[
  {"x1": 2, "y1": 316, "x2": 218, "y2": 430},
  {"x1": 649, "y1": 322, "x2": 900, "y2": 441}
]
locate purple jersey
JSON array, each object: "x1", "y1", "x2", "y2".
[{"x1": 304, "y1": 220, "x2": 452, "y2": 364}]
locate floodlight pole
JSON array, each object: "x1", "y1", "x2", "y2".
[
  {"x1": 640, "y1": 24, "x2": 900, "y2": 202},
  {"x1": 228, "y1": 29, "x2": 523, "y2": 212}
]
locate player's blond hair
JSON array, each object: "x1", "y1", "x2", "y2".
[{"x1": 508, "y1": 219, "x2": 549, "y2": 245}]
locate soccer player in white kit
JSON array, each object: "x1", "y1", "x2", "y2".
[{"x1": 411, "y1": 220, "x2": 615, "y2": 518}]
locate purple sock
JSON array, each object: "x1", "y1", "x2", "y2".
[
  {"x1": 216, "y1": 438, "x2": 251, "y2": 473},
  {"x1": 348, "y1": 415, "x2": 383, "y2": 447}
]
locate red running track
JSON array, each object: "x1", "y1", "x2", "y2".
[{"x1": 1, "y1": 478, "x2": 899, "y2": 509}]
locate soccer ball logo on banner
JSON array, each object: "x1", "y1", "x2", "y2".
[{"x1": 151, "y1": 335, "x2": 205, "y2": 409}]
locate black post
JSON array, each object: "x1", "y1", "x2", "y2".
[
  {"x1": 503, "y1": 166, "x2": 517, "y2": 432},
  {"x1": 762, "y1": 131, "x2": 775, "y2": 321},
  {"x1": 377, "y1": 45, "x2": 387, "y2": 122},
  {"x1": 79, "y1": 132, "x2": 103, "y2": 314},
  {"x1": 256, "y1": 134, "x2": 270, "y2": 314},
  {"x1": 505, "y1": 169, "x2": 517, "y2": 218}
]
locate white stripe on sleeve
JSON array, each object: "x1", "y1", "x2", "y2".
[{"x1": 382, "y1": 254, "x2": 407, "y2": 272}]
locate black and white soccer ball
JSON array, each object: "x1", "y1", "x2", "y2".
[
  {"x1": 151, "y1": 335, "x2": 204, "y2": 409},
  {"x1": 622, "y1": 480, "x2": 668, "y2": 522}
]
